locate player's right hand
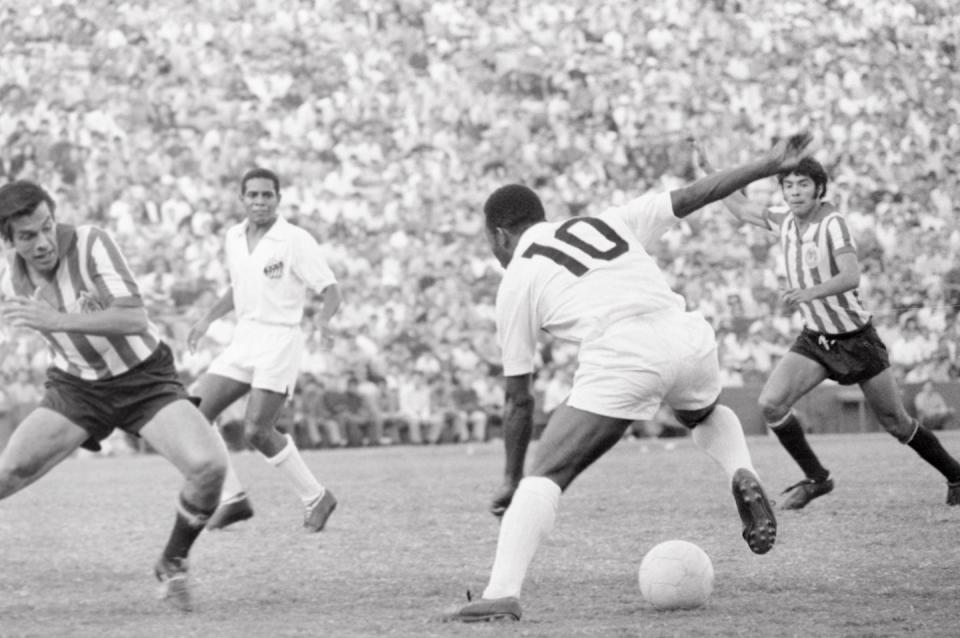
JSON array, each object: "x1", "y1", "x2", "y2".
[
  {"x1": 186, "y1": 320, "x2": 209, "y2": 353},
  {"x1": 490, "y1": 481, "x2": 519, "y2": 518}
]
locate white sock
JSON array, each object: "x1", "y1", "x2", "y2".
[
  {"x1": 219, "y1": 458, "x2": 246, "y2": 502},
  {"x1": 691, "y1": 404, "x2": 757, "y2": 481},
  {"x1": 483, "y1": 476, "x2": 561, "y2": 599},
  {"x1": 264, "y1": 434, "x2": 324, "y2": 505}
]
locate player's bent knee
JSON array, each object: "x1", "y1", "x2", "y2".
[
  {"x1": 674, "y1": 403, "x2": 716, "y2": 429},
  {"x1": 187, "y1": 455, "x2": 227, "y2": 493},
  {"x1": 758, "y1": 398, "x2": 789, "y2": 424},
  {"x1": 883, "y1": 419, "x2": 917, "y2": 444}
]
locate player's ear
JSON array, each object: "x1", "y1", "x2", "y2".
[{"x1": 495, "y1": 227, "x2": 513, "y2": 249}]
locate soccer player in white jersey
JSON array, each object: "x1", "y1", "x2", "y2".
[
  {"x1": 693, "y1": 146, "x2": 960, "y2": 509},
  {"x1": 445, "y1": 133, "x2": 816, "y2": 623},
  {"x1": 187, "y1": 168, "x2": 342, "y2": 532},
  {"x1": 0, "y1": 181, "x2": 228, "y2": 612}
]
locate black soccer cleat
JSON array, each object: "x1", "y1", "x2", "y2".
[
  {"x1": 443, "y1": 590, "x2": 522, "y2": 623},
  {"x1": 732, "y1": 468, "x2": 777, "y2": 555},
  {"x1": 780, "y1": 475, "x2": 834, "y2": 510},
  {"x1": 155, "y1": 556, "x2": 191, "y2": 612},
  {"x1": 205, "y1": 493, "x2": 254, "y2": 531},
  {"x1": 304, "y1": 489, "x2": 338, "y2": 532}
]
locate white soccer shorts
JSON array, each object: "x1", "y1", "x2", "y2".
[
  {"x1": 567, "y1": 310, "x2": 721, "y2": 421},
  {"x1": 207, "y1": 321, "x2": 305, "y2": 396}
]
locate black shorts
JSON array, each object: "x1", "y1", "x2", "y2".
[
  {"x1": 789, "y1": 324, "x2": 890, "y2": 386},
  {"x1": 40, "y1": 342, "x2": 190, "y2": 452}
]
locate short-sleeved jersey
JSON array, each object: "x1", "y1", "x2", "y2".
[
  {"x1": 225, "y1": 215, "x2": 337, "y2": 326},
  {"x1": 496, "y1": 191, "x2": 685, "y2": 376},
  {"x1": 0, "y1": 224, "x2": 161, "y2": 380},
  {"x1": 765, "y1": 206, "x2": 870, "y2": 334}
]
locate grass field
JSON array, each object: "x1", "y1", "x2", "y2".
[{"x1": 2, "y1": 431, "x2": 959, "y2": 638}]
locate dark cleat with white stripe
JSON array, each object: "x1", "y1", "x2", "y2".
[{"x1": 443, "y1": 591, "x2": 522, "y2": 623}]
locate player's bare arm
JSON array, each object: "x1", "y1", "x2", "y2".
[
  {"x1": 187, "y1": 288, "x2": 235, "y2": 352},
  {"x1": 671, "y1": 132, "x2": 812, "y2": 220},
  {"x1": 491, "y1": 373, "x2": 535, "y2": 517},
  {"x1": 1, "y1": 296, "x2": 148, "y2": 335},
  {"x1": 782, "y1": 251, "x2": 860, "y2": 306},
  {"x1": 315, "y1": 283, "x2": 342, "y2": 324},
  {"x1": 689, "y1": 138, "x2": 771, "y2": 228}
]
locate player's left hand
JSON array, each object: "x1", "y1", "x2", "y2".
[
  {"x1": 781, "y1": 288, "x2": 816, "y2": 306},
  {"x1": 1, "y1": 297, "x2": 62, "y2": 331},
  {"x1": 687, "y1": 137, "x2": 715, "y2": 175},
  {"x1": 490, "y1": 481, "x2": 518, "y2": 518},
  {"x1": 768, "y1": 131, "x2": 814, "y2": 171}
]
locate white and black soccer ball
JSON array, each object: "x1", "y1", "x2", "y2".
[{"x1": 638, "y1": 539, "x2": 714, "y2": 610}]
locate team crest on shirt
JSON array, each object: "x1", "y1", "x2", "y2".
[
  {"x1": 802, "y1": 242, "x2": 819, "y2": 268},
  {"x1": 263, "y1": 257, "x2": 284, "y2": 280}
]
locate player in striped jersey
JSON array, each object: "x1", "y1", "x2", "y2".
[
  {"x1": 0, "y1": 180, "x2": 229, "y2": 611},
  {"x1": 694, "y1": 146, "x2": 960, "y2": 509},
  {"x1": 445, "y1": 133, "x2": 814, "y2": 623}
]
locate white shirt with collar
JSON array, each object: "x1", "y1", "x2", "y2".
[{"x1": 225, "y1": 215, "x2": 337, "y2": 327}]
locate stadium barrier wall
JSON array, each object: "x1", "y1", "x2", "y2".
[
  {"x1": 720, "y1": 381, "x2": 960, "y2": 436},
  {"x1": 1, "y1": 382, "x2": 958, "y2": 451}
]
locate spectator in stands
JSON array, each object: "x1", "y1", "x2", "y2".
[
  {"x1": 327, "y1": 376, "x2": 388, "y2": 447},
  {"x1": 914, "y1": 382, "x2": 955, "y2": 432},
  {"x1": 293, "y1": 376, "x2": 346, "y2": 449},
  {"x1": 395, "y1": 370, "x2": 435, "y2": 445}
]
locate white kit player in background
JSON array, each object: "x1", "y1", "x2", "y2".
[
  {"x1": 187, "y1": 167, "x2": 342, "y2": 532},
  {"x1": 445, "y1": 133, "x2": 815, "y2": 623}
]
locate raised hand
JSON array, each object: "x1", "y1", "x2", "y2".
[
  {"x1": 687, "y1": 137, "x2": 715, "y2": 175},
  {"x1": 768, "y1": 132, "x2": 814, "y2": 172}
]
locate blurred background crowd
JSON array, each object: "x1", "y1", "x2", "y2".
[{"x1": 1, "y1": 0, "x2": 958, "y2": 448}]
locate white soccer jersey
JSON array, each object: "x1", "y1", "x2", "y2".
[
  {"x1": 1, "y1": 224, "x2": 161, "y2": 380},
  {"x1": 765, "y1": 207, "x2": 870, "y2": 334},
  {"x1": 496, "y1": 191, "x2": 686, "y2": 376},
  {"x1": 225, "y1": 215, "x2": 337, "y2": 326}
]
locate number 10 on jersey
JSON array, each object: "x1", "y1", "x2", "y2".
[{"x1": 522, "y1": 217, "x2": 628, "y2": 277}]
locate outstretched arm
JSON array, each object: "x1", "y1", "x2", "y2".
[
  {"x1": 689, "y1": 138, "x2": 771, "y2": 229},
  {"x1": 670, "y1": 133, "x2": 812, "y2": 221},
  {"x1": 1, "y1": 297, "x2": 149, "y2": 335}
]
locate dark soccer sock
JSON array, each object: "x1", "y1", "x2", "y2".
[
  {"x1": 162, "y1": 494, "x2": 216, "y2": 563},
  {"x1": 906, "y1": 423, "x2": 960, "y2": 483},
  {"x1": 769, "y1": 413, "x2": 830, "y2": 482}
]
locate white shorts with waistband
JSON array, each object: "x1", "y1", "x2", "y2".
[
  {"x1": 207, "y1": 321, "x2": 305, "y2": 396},
  {"x1": 567, "y1": 310, "x2": 721, "y2": 421}
]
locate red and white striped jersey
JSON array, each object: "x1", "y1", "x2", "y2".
[
  {"x1": 1, "y1": 224, "x2": 161, "y2": 380},
  {"x1": 765, "y1": 207, "x2": 871, "y2": 335}
]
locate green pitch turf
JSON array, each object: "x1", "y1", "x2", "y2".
[{"x1": 2, "y1": 431, "x2": 958, "y2": 637}]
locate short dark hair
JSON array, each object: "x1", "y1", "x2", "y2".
[
  {"x1": 777, "y1": 157, "x2": 828, "y2": 199},
  {"x1": 0, "y1": 180, "x2": 56, "y2": 242},
  {"x1": 483, "y1": 184, "x2": 546, "y2": 233},
  {"x1": 240, "y1": 168, "x2": 281, "y2": 195}
]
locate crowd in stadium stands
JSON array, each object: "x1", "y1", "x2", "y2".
[{"x1": 1, "y1": 0, "x2": 958, "y2": 448}]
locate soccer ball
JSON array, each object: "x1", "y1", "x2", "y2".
[{"x1": 638, "y1": 540, "x2": 714, "y2": 610}]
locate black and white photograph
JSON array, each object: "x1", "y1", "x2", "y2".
[{"x1": 0, "y1": 1, "x2": 958, "y2": 636}]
